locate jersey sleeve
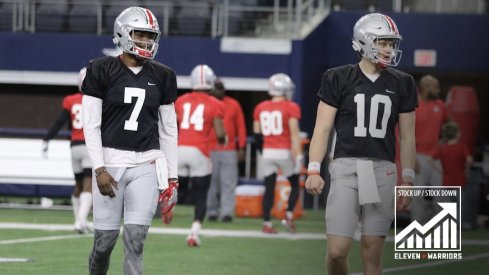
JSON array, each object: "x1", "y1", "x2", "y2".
[
  {"x1": 62, "y1": 95, "x2": 71, "y2": 112},
  {"x1": 317, "y1": 69, "x2": 341, "y2": 108},
  {"x1": 253, "y1": 103, "x2": 262, "y2": 121},
  {"x1": 288, "y1": 102, "x2": 301, "y2": 119},
  {"x1": 160, "y1": 68, "x2": 178, "y2": 105},
  {"x1": 234, "y1": 100, "x2": 247, "y2": 149},
  {"x1": 399, "y1": 75, "x2": 419, "y2": 113},
  {"x1": 215, "y1": 99, "x2": 225, "y2": 119},
  {"x1": 82, "y1": 60, "x2": 105, "y2": 99}
]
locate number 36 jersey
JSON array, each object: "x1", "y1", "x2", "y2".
[
  {"x1": 253, "y1": 100, "x2": 301, "y2": 150},
  {"x1": 318, "y1": 64, "x2": 418, "y2": 162},
  {"x1": 82, "y1": 56, "x2": 177, "y2": 152}
]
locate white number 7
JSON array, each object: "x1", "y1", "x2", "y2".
[{"x1": 124, "y1": 87, "x2": 146, "y2": 131}]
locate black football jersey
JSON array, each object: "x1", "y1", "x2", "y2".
[
  {"x1": 82, "y1": 56, "x2": 177, "y2": 152},
  {"x1": 318, "y1": 64, "x2": 418, "y2": 162}
]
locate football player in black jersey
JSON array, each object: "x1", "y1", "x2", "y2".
[
  {"x1": 305, "y1": 13, "x2": 417, "y2": 274},
  {"x1": 82, "y1": 7, "x2": 178, "y2": 274}
]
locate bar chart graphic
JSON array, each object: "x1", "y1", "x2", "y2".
[{"x1": 395, "y1": 202, "x2": 460, "y2": 251}]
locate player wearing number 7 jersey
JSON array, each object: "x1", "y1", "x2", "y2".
[
  {"x1": 82, "y1": 7, "x2": 178, "y2": 274},
  {"x1": 253, "y1": 73, "x2": 303, "y2": 234},
  {"x1": 305, "y1": 13, "x2": 418, "y2": 274},
  {"x1": 175, "y1": 64, "x2": 226, "y2": 247}
]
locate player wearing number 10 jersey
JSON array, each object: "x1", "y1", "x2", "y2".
[
  {"x1": 175, "y1": 64, "x2": 226, "y2": 247},
  {"x1": 305, "y1": 13, "x2": 417, "y2": 274}
]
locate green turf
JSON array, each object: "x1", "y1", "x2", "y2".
[{"x1": 0, "y1": 206, "x2": 488, "y2": 274}]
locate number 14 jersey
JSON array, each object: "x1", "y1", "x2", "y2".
[
  {"x1": 175, "y1": 92, "x2": 224, "y2": 157},
  {"x1": 318, "y1": 64, "x2": 418, "y2": 162}
]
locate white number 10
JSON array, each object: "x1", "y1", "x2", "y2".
[{"x1": 353, "y1": 94, "x2": 391, "y2": 138}]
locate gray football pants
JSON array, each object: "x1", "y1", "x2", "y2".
[
  {"x1": 89, "y1": 224, "x2": 149, "y2": 275},
  {"x1": 207, "y1": 150, "x2": 239, "y2": 217}
]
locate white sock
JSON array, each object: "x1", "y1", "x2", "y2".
[
  {"x1": 191, "y1": 221, "x2": 201, "y2": 235},
  {"x1": 263, "y1": 221, "x2": 273, "y2": 227},
  {"x1": 71, "y1": 196, "x2": 80, "y2": 224},
  {"x1": 286, "y1": 211, "x2": 294, "y2": 220},
  {"x1": 78, "y1": 192, "x2": 93, "y2": 226}
]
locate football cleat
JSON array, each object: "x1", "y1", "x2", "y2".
[
  {"x1": 159, "y1": 180, "x2": 179, "y2": 224},
  {"x1": 281, "y1": 218, "x2": 297, "y2": 233},
  {"x1": 262, "y1": 225, "x2": 278, "y2": 234},
  {"x1": 187, "y1": 234, "x2": 201, "y2": 247}
]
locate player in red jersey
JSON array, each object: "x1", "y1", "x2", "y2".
[
  {"x1": 175, "y1": 64, "x2": 226, "y2": 246},
  {"x1": 253, "y1": 73, "x2": 302, "y2": 234},
  {"x1": 43, "y1": 67, "x2": 92, "y2": 234},
  {"x1": 433, "y1": 122, "x2": 473, "y2": 191},
  {"x1": 206, "y1": 78, "x2": 247, "y2": 222},
  {"x1": 411, "y1": 75, "x2": 451, "y2": 224}
]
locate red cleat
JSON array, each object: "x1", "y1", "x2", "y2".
[
  {"x1": 281, "y1": 218, "x2": 296, "y2": 233},
  {"x1": 262, "y1": 225, "x2": 278, "y2": 234},
  {"x1": 187, "y1": 234, "x2": 201, "y2": 247}
]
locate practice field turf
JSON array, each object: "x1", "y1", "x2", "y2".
[{"x1": 0, "y1": 205, "x2": 488, "y2": 274}]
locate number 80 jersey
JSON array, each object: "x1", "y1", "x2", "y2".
[
  {"x1": 318, "y1": 64, "x2": 418, "y2": 162},
  {"x1": 253, "y1": 100, "x2": 301, "y2": 150}
]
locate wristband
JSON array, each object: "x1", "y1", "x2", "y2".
[
  {"x1": 307, "y1": 170, "x2": 321, "y2": 176},
  {"x1": 95, "y1": 169, "x2": 107, "y2": 177},
  {"x1": 402, "y1": 168, "x2": 415, "y2": 182},
  {"x1": 308, "y1": 162, "x2": 321, "y2": 172}
]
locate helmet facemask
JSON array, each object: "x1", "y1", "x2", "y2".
[{"x1": 363, "y1": 35, "x2": 402, "y2": 67}]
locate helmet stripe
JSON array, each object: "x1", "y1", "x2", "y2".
[
  {"x1": 200, "y1": 65, "x2": 204, "y2": 86},
  {"x1": 383, "y1": 15, "x2": 398, "y2": 35},
  {"x1": 144, "y1": 9, "x2": 154, "y2": 28}
]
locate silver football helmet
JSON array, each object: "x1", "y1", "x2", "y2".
[
  {"x1": 352, "y1": 13, "x2": 402, "y2": 66},
  {"x1": 78, "y1": 67, "x2": 87, "y2": 91},
  {"x1": 268, "y1": 73, "x2": 295, "y2": 99},
  {"x1": 113, "y1": 7, "x2": 161, "y2": 59},
  {"x1": 190, "y1": 64, "x2": 216, "y2": 90}
]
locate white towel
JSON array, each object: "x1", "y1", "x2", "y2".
[
  {"x1": 155, "y1": 157, "x2": 169, "y2": 190},
  {"x1": 356, "y1": 159, "x2": 381, "y2": 205}
]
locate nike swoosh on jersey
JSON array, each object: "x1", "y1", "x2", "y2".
[
  {"x1": 385, "y1": 89, "x2": 395, "y2": 94},
  {"x1": 148, "y1": 82, "x2": 156, "y2": 86}
]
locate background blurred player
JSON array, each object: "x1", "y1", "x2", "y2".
[
  {"x1": 253, "y1": 73, "x2": 302, "y2": 233},
  {"x1": 206, "y1": 78, "x2": 247, "y2": 222},
  {"x1": 175, "y1": 64, "x2": 226, "y2": 246},
  {"x1": 82, "y1": 7, "x2": 178, "y2": 274},
  {"x1": 305, "y1": 13, "x2": 417, "y2": 274},
  {"x1": 411, "y1": 74, "x2": 450, "y2": 224},
  {"x1": 433, "y1": 121, "x2": 473, "y2": 202},
  {"x1": 42, "y1": 67, "x2": 92, "y2": 234}
]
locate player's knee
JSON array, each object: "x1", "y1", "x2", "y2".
[
  {"x1": 93, "y1": 230, "x2": 119, "y2": 256},
  {"x1": 327, "y1": 249, "x2": 348, "y2": 264}
]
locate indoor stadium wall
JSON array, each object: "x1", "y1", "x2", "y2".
[{"x1": 0, "y1": 11, "x2": 488, "y2": 198}]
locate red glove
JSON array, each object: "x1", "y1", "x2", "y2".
[{"x1": 159, "y1": 179, "x2": 179, "y2": 224}]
